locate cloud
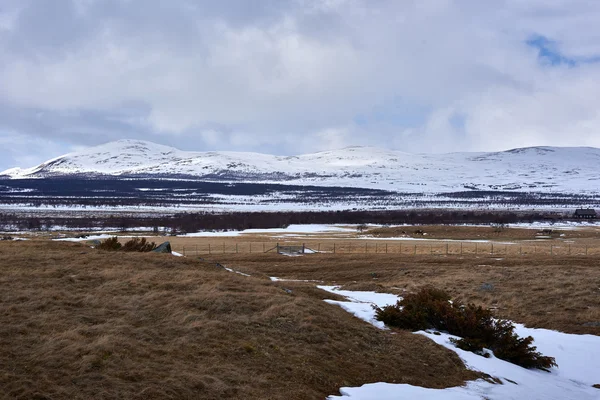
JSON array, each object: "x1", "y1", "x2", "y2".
[{"x1": 1, "y1": 0, "x2": 600, "y2": 169}]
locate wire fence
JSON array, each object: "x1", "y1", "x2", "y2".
[{"x1": 176, "y1": 242, "x2": 597, "y2": 257}]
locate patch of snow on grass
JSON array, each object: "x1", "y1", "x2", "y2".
[
  {"x1": 223, "y1": 267, "x2": 251, "y2": 277},
  {"x1": 322, "y1": 288, "x2": 600, "y2": 400},
  {"x1": 318, "y1": 286, "x2": 401, "y2": 330},
  {"x1": 180, "y1": 224, "x2": 356, "y2": 237},
  {"x1": 53, "y1": 234, "x2": 121, "y2": 242},
  {"x1": 270, "y1": 277, "x2": 322, "y2": 283}
]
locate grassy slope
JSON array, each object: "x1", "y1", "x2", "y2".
[
  {"x1": 210, "y1": 253, "x2": 600, "y2": 335},
  {"x1": 0, "y1": 241, "x2": 476, "y2": 400}
]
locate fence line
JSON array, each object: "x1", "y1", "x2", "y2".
[{"x1": 176, "y1": 242, "x2": 595, "y2": 257}]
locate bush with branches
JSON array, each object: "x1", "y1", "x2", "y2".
[
  {"x1": 375, "y1": 287, "x2": 557, "y2": 371},
  {"x1": 121, "y1": 237, "x2": 157, "y2": 252},
  {"x1": 97, "y1": 237, "x2": 121, "y2": 251},
  {"x1": 97, "y1": 237, "x2": 157, "y2": 252}
]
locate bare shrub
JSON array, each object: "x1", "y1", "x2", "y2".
[
  {"x1": 121, "y1": 237, "x2": 157, "y2": 252},
  {"x1": 97, "y1": 237, "x2": 121, "y2": 251},
  {"x1": 375, "y1": 287, "x2": 557, "y2": 371}
]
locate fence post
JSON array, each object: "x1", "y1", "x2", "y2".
[
  {"x1": 400, "y1": 243, "x2": 402, "y2": 254},
  {"x1": 568, "y1": 244, "x2": 571, "y2": 255},
  {"x1": 195, "y1": 244, "x2": 198, "y2": 256},
  {"x1": 375, "y1": 243, "x2": 378, "y2": 253},
  {"x1": 263, "y1": 243, "x2": 265, "y2": 252},
  {"x1": 460, "y1": 243, "x2": 462, "y2": 255},
  {"x1": 446, "y1": 243, "x2": 448, "y2": 255},
  {"x1": 250, "y1": 243, "x2": 252, "y2": 253},
  {"x1": 491, "y1": 244, "x2": 494, "y2": 255},
  {"x1": 236, "y1": 243, "x2": 238, "y2": 253},
  {"x1": 385, "y1": 243, "x2": 388, "y2": 254},
  {"x1": 475, "y1": 243, "x2": 478, "y2": 254},
  {"x1": 414, "y1": 245, "x2": 416, "y2": 255},
  {"x1": 223, "y1": 242, "x2": 225, "y2": 253},
  {"x1": 183, "y1": 245, "x2": 185, "y2": 256},
  {"x1": 550, "y1": 245, "x2": 553, "y2": 256},
  {"x1": 318, "y1": 243, "x2": 321, "y2": 252},
  {"x1": 333, "y1": 243, "x2": 336, "y2": 254},
  {"x1": 365, "y1": 242, "x2": 368, "y2": 253},
  {"x1": 519, "y1": 246, "x2": 522, "y2": 256},
  {"x1": 208, "y1": 243, "x2": 211, "y2": 254},
  {"x1": 586, "y1": 245, "x2": 588, "y2": 255}
]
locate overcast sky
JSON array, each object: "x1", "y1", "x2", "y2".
[{"x1": 1, "y1": 0, "x2": 600, "y2": 170}]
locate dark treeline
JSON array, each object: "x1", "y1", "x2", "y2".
[
  {"x1": 0, "y1": 209, "x2": 571, "y2": 233},
  {"x1": 2, "y1": 178, "x2": 599, "y2": 209},
  {"x1": 0, "y1": 177, "x2": 396, "y2": 208}
]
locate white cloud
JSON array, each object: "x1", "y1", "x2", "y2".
[{"x1": 0, "y1": 0, "x2": 600, "y2": 169}]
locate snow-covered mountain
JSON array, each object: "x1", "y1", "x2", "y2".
[{"x1": 2, "y1": 139, "x2": 600, "y2": 194}]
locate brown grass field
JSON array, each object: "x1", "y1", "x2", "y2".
[
  {"x1": 2, "y1": 224, "x2": 600, "y2": 398},
  {"x1": 0, "y1": 240, "x2": 477, "y2": 400},
  {"x1": 210, "y1": 252, "x2": 600, "y2": 335},
  {"x1": 89, "y1": 223, "x2": 600, "y2": 257}
]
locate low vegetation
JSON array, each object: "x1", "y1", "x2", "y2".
[
  {"x1": 375, "y1": 287, "x2": 557, "y2": 371},
  {"x1": 97, "y1": 237, "x2": 156, "y2": 252},
  {"x1": 214, "y1": 252, "x2": 600, "y2": 335}
]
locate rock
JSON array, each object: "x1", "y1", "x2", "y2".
[
  {"x1": 582, "y1": 322, "x2": 600, "y2": 327},
  {"x1": 152, "y1": 241, "x2": 172, "y2": 253},
  {"x1": 479, "y1": 283, "x2": 495, "y2": 292}
]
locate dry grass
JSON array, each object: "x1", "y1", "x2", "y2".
[
  {"x1": 207, "y1": 253, "x2": 600, "y2": 335},
  {"x1": 0, "y1": 241, "x2": 478, "y2": 400},
  {"x1": 367, "y1": 225, "x2": 600, "y2": 241}
]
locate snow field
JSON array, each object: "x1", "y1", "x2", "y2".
[{"x1": 4, "y1": 139, "x2": 600, "y2": 195}]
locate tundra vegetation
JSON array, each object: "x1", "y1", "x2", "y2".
[{"x1": 375, "y1": 287, "x2": 557, "y2": 371}]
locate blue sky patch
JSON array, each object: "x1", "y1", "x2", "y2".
[{"x1": 526, "y1": 35, "x2": 576, "y2": 67}]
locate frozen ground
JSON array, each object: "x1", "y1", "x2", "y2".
[
  {"x1": 180, "y1": 224, "x2": 356, "y2": 237},
  {"x1": 320, "y1": 286, "x2": 600, "y2": 400},
  {"x1": 53, "y1": 234, "x2": 124, "y2": 242}
]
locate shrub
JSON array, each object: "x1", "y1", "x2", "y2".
[
  {"x1": 97, "y1": 237, "x2": 121, "y2": 251},
  {"x1": 121, "y1": 237, "x2": 157, "y2": 252},
  {"x1": 375, "y1": 287, "x2": 557, "y2": 371}
]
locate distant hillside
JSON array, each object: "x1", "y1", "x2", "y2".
[{"x1": 2, "y1": 139, "x2": 600, "y2": 194}]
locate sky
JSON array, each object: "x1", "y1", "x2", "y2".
[{"x1": 1, "y1": 0, "x2": 600, "y2": 170}]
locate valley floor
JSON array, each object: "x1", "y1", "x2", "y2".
[{"x1": 1, "y1": 226, "x2": 599, "y2": 398}]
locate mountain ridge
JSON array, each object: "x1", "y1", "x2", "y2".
[{"x1": 2, "y1": 139, "x2": 600, "y2": 194}]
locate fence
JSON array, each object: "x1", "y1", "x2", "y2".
[{"x1": 176, "y1": 241, "x2": 597, "y2": 257}]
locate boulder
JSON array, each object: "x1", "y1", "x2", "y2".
[{"x1": 152, "y1": 241, "x2": 172, "y2": 254}]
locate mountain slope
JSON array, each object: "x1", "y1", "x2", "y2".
[{"x1": 2, "y1": 139, "x2": 600, "y2": 194}]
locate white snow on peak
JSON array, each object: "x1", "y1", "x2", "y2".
[{"x1": 2, "y1": 140, "x2": 600, "y2": 194}]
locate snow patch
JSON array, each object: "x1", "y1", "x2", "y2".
[{"x1": 321, "y1": 287, "x2": 600, "y2": 400}]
